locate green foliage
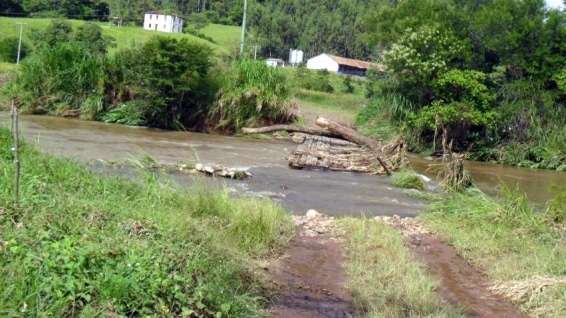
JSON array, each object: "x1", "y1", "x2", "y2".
[
  {"x1": 0, "y1": 37, "x2": 30, "y2": 63},
  {"x1": 355, "y1": 94, "x2": 412, "y2": 141},
  {"x1": 555, "y1": 67, "x2": 566, "y2": 94},
  {"x1": 296, "y1": 67, "x2": 335, "y2": 93},
  {"x1": 249, "y1": 0, "x2": 371, "y2": 59},
  {"x1": 545, "y1": 186, "x2": 566, "y2": 224},
  {"x1": 14, "y1": 42, "x2": 104, "y2": 113},
  {"x1": 102, "y1": 100, "x2": 147, "y2": 126},
  {"x1": 211, "y1": 59, "x2": 296, "y2": 132},
  {"x1": 75, "y1": 22, "x2": 116, "y2": 55},
  {"x1": 32, "y1": 19, "x2": 74, "y2": 48},
  {"x1": 0, "y1": 128, "x2": 293, "y2": 317},
  {"x1": 361, "y1": 0, "x2": 566, "y2": 169},
  {"x1": 342, "y1": 76, "x2": 355, "y2": 93},
  {"x1": 105, "y1": 36, "x2": 218, "y2": 129},
  {"x1": 390, "y1": 169, "x2": 425, "y2": 191},
  {"x1": 383, "y1": 25, "x2": 468, "y2": 105}
]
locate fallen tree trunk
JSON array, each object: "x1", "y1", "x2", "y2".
[
  {"x1": 315, "y1": 117, "x2": 391, "y2": 175},
  {"x1": 288, "y1": 135, "x2": 378, "y2": 173},
  {"x1": 242, "y1": 124, "x2": 339, "y2": 138}
]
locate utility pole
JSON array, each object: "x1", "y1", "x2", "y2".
[
  {"x1": 12, "y1": 23, "x2": 25, "y2": 206},
  {"x1": 239, "y1": 0, "x2": 248, "y2": 57}
]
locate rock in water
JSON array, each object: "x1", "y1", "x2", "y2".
[{"x1": 306, "y1": 209, "x2": 322, "y2": 219}]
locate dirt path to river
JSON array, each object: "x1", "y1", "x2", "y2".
[
  {"x1": 269, "y1": 212, "x2": 528, "y2": 318},
  {"x1": 268, "y1": 211, "x2": 354, "y2": 318}
]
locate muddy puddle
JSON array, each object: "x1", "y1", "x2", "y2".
[{"x1": 0, "y1": 113, "x2": 424, "y2": 217}]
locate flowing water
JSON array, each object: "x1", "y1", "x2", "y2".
[
  {"x1": 1, "y1": 113, "x2": 562, "y2": 215},
  {"x1": 0, "y1": 113, "x2": 425, "y2": 216},
  {"x1": 410, "y1": 155, "x2": 565, "y2": 206}
]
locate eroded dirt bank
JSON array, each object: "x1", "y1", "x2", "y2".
[
  {"x1": 377, "y1": 215, "x2": 529, "y2": 318},
  {"x1": 268, "y1": 211, "x2": 354, "y2": 318}
]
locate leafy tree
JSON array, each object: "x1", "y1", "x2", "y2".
[{"x1": 75, "y1": 22, "x2": 115, "y2": 54}]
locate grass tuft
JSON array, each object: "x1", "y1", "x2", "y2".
[{"x1": 391, "y1": 169, "x2": 425, "y2": 190}]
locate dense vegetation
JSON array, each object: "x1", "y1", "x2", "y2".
[
  {"x1": 0, "y1": 128, "x2": 294, "y2": 316},
  {"x1": 5, "y1": 19, "x2": 295, "y2": 131},
  {"x1": 358, "y1": 0, "x2": 566, "y2": 170}
]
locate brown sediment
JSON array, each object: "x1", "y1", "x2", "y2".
[
  {"x1": 377, "y1": 216, "x2": 529, "y2": 318},
  {"x1": 268, "y1": 212, "x2": 354, "y2": 318}
]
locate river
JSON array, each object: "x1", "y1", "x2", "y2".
[{"x1": 1, "y1": 113, "x2": 562, "y2": 215}]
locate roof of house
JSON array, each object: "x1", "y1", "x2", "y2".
[{"x1": 326, "y1": 54, "x2": 384, "y2": 71}]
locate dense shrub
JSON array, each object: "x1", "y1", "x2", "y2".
[
  {"x1": 0, "y1": 37, "x2": 29, "y2": 63},
  {"x1": 14, "y1": 42, "x2": 104, "y2": 114},
  {"x1": 104, "y1": 37, "x2": 218, "y2": 129},
  {"x1": 297, "y1": 68, "x2": 335, "y2": 93},
  {"x1": 210, "y1": 59, "x2": 296, "y2": 132},
  {"x1": 74, "y1": 22, "x2": 115, "y2": 55}
]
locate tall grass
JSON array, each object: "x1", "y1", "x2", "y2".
[
  {"x1": 355, "y1": 94, "x2": 415, "y2": 142},
  {"x1": 210, "y1": 60, "x2": 297, "y2": 132},
  {"x1": 0, "y1": 128, "x2": 293, "y2": 317},
  {"x1": 339, "y1": 218, "x2": 464, "y2": 317}
]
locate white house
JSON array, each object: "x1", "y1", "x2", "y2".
[
  {"x1": 143, "y1": 12, "x2": 184, "y2": 33},
  {"x1": 266, "y1": 58, "x2": 285, "y2": 68},
  {"x1": 306, "y1": 53, "x2": 383, "y2": 76}
]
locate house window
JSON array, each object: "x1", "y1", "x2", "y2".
[{"x1": 149, "y1": 24, "x2": 152, "y2": 28}]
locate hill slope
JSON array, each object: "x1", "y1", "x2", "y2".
[{"x1": 0, "y1": 17, "x2": 239, "y2": 54}]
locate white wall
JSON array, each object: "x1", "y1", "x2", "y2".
[
  {"x1": 306, "y1": 54, "x2": 339, "y2": 72},
  {"x1": 143, "y1": 14, "x2": 183, "y2": 33}
]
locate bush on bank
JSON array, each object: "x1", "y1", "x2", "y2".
[
  {"x1": 210, "y1": 59, "x2": 296, "y2": 132},
  {"x1": 0, "y1": 128, "x2": 293, "y2": 316}
]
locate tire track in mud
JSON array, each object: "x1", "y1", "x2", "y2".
[
  {"x1": 268, "y1": 211, "x2": 354, "y2": 318},
  {"x1": 377, "y1": 215, "x2": 529, "y2": 318}
]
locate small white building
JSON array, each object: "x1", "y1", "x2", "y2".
[
  {"x1": 306, "y1": 53, "x2": 383, "y2": 76},
  {"x1": 266, "y1": 58, "x2": 285, "y2": 68},
  {"x1": 143, "y1": 12, "x2": 184, "y2": 33},
  {"x1": 289, "y1": 49, "x2": 304, "y2": 66}
]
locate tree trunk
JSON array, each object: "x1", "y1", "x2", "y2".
[
  {"x1": 315, "y1": 117, "x2": 391, "y2": 174},
  {"x1": 242, "y1": 124, "x2": 339, "y2": 138}
]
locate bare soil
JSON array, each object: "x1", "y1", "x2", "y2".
[
  {"x1": 268, "y1": 212, "x2": 354, "y2": 318},
  {"x1": 377, "y1": 216, "x2": 529, "y2": 318}
]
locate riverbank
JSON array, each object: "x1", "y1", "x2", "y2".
[
  {"x1": 0, "y1": 128, "x2": 295, "y2": 316},
  {"x1": 421, "y1": 188, "x2": 566, "y2": 317}
]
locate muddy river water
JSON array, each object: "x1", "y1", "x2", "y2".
[{"x1": 1, "y1": 113, "x2": 563, "y2": 215}]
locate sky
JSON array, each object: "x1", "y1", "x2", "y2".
[{"x1": 546, "y1": 0, "x2": 564, "y2": 9}]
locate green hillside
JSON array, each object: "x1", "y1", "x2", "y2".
[{"x1": 0, "y1": 17, "x2": 239, "y2": 54}]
